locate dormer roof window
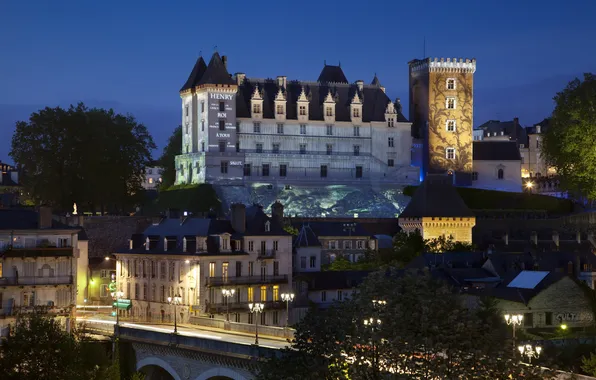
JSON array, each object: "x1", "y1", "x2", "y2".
[{"x1": 265, "y1": 221, "x2": 271, "y2": 232}]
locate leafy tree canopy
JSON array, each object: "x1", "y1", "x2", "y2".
[
  {"x1": 10, "y1": 103, "x2": 156, "y2": 213},
  {"x1": 156, "y1": 125, "x2": 182, "y2": 188},
  {"x1": 542, "y1": 73, "x2": 596, "y2": 199},
  {"x1": 256, "y1": 270, "x2": 557, "y2": 379}
]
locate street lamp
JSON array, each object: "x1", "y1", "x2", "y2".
[
  {"x1": 504, "y1": 314, "x2": 523, "y2": 353},
  {"x1": 518, "y1": 344, "x2": 542, "y2": 363},
  {"x1": 111, "y1": 291, "x2": 124, "y2": 329},
  {"x1": 372, "y1": 300, "x2": 387, "y2": 309},
  {"x1": 281, "y1": 293, "x2": 294, "y2": 328},
  {"x1": 168, "y1": 294, "x2": 182, "y2": 334},
  {"x1": 221, "y1": 288, "x2": 235, "y2": 322},
  {"x1": 249, "y1": 303, "x2": 265, "y2": 345},
  {"x1": 364, "y1": 317, "x2": 382, "y2": 379}
]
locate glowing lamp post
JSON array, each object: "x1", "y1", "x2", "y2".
[
  {"x1": 364, "y1": 317, "x2": 382, "y2": 379},
  {"x1": 249, "y1": 303, "x2": 265, "y2": 345},
  {"x1": 504, "y1": 314, "x2": 523, "y2": 353},
  {"x1": 281, "y1": 293, "x2": 294, "y2": 328},
  {"x1": 221, "y1": 288, "x2": 235, "y2": 322},
  {"x1": 111, "y1": 291, "x2": 124, "y2": 327},
  {"x1": 518, "y1": 344, "x2": 542, "y2": 363},
  {"x1": 168, "y1": 294, "x2": 182, "y2": 334}
]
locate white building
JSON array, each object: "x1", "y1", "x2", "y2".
[
  {"x1": 175, "y1": 52, "x2": 418, "y2": 187},
  {"x1": 114, "y1": 203, "x2": 293, "y2": 327},
  {"x1": 471, "y1": 141, "x2": 522, "y2": 192},
  {"x1": 142, "y1": 166, "x2": 163, "y2": 190},
  {"x1": 0, "y1": 207, "x2": 88, "y2": 329}
]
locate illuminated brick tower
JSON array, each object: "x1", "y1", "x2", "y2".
[{"x1": 408, "y1": 58, "x2": 476, "y2": 186}]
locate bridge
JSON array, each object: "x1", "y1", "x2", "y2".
[{"x1": 79, "y1": 318, "x2": 289, "y2": 380}]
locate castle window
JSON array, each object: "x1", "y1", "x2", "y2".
[
  {"x1": 355, "y1": 166, "x2": 363, "y2": 178},
  {"x1": 446, "y1": 147, "x2": 455, "y2": 159},
  {"x1": 299, "y1": 105, "x2": 307, "y2": 116},
  {"x1": 236, "y1": 142, "x2": 240, "y2": 152},
  {"x1": 446, "y1": 120, "x2": 456, "y2": 132},
  {"x1": 272, "y1": 143, "x2": 280, "y2": 154},
  {"x1": 185, "y1": 122, "x2": 189, "y2": 134},
  {"x1": 472, "y1": 172, "x2": 478, "y2": 181},
  {"x1": 219, "y1": 119, "x2": 225, "y2": 131},
  {"x1": 300, "y1": 124, "x2": 306, "y2": 134},
  {"x1": 388, "y1": 159, "x2": 394, "y2": 167},
  {"x1": 220, "y1": 161, "x2": 228, "y2": 174},
  {"x1": 201, "y1": 142, "x2": 205, "y2": 152},
  {"x1": 353, "y1": 108, "x2": 360, "y2": 118},
  {"x1": 353, "y1": 145, "x2": 360, "y2": 156},
  {"x1": 326, "y1": 124, "x2": 333, "y2": 135},
  {"x1": 201, "y1": 101, "x2": 205, "y2": 113},
  {"x1": 201, "y1": 120, "x2": 205, "y2": 131},
  {"x1": 326, "y1": 144, "x2": 333, "y2": 155},
  {"x1": 219, "y1": 102, "x2": 225, "y2": 112},
  {"x1": 299, "y1": 144, "x2": 306, "y2": 154},
  {"x1": 279, "y1": 164, "x2": 287, "y2": 177},
  {"x1": 353, "y1": 126, "x2": 360, "y2": 136},
  {"x1": 219, "y1": 141, "x2": 226, "y2": 152},
  {"x1": 262, "y1": 164, "x2": 270, "y2": 177},
  {"x1": 253, "y1": 122, "x2": 261, "y2": 133},
  {"x1": 326, "y1": 107, "x2": 333, "y2": 117},
  {"x1": 185, "y1": 105, "x2": 189, "y2": 117},
  {"x1": 256, "y1": 143, "x2": 263, "y2": 153},
  {"x1": 446, "y1": 78, "x2": 456, "y2": 90},
  {"x1": 446, "y1": 97, "x2": 456, "y2": 109},
  {"x1": 388, "y1": 137, "x2": 394, "y2": 147},
  {"x1": 497, "y1": 168, "x2": 504, "y2": 180},
  {"x1": 276, "y1": 104, "x2": 284, "y2": 115},
  {"x1": 244, "y1": 164, "x2": 251, "y2": 176},
  {"x1": 320, "y1": 165, "x2": 327, "y2": 178},
  {"x1": 277, "y1": 123, "x2": 284, "y2": 134},
  {"x1": 387, "y1": 118, "x2": 394, "y2": 127},
  {"x1": 253, "y1": 104, "x2": 261, "y2": 114}
]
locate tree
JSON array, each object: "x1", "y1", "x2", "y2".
[
  {"x1": 157, "y1": 125, "x2": 182, "y2": 188},
  {"x1": 255, "y1": 270, "x2": 557, "y2": 379},
  {"x1": 582, "y1": 352, "x2": 596, "y2": 376},
  {"x1": 542, "y1": 73, "x2": 596, "y2": 199},
  {"x1": 0, "y1": 308, "x2": 99, "y2": 380},
  {"x1": 10, "y1": 103, "x2": 155, "y2": 213}
]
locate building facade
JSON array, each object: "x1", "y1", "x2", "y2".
[
  {"x1": 409, "y1": 58, "x2": 476, "y2": 186},
  {"x1": 0, "y1": 208, "x2": 88, "y2": 328},
  {"x1": 471, "y1": 141, "x2": 522, "y2": 192},
  {"x1": 175, "y1": 53, "x2": 418, "y2": 187},
  {"x1": 114, "y1": 204, "x2": 293, "y2": 326},
  {"x1": 142, "y1": 166, "x2": 164, "y2": 190}
]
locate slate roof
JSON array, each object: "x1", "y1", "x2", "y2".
[
  {"x1": 399, "y1": 175, "x2": 474, "y2": 218},
  {"x1": 317, "y1": 64, "x2": 348, "y2": 83},
  {"x1": 294, "y1": 224, "x2": 321, "y2": 248},
  {"x1": 476, "y1": 119, "x2": 526, "y2": 141},
  {"x1": 406, "y1": 251, "x2": 488, "y2": 269},
  {"x1": 297, "y1": 270, "x2": 372, "y2": 291},
  {"x1": 244, "y1": 205, "x2": 288, "y2": 236},
  {"x1": 180, "y1": 56, "x2": 207, "y2": 92},
  {"x1": 371, "y1": 75, "x2": 381, "y2": 86},
  {"x1": 197, "y1": 52, "x2": 235, "y2": 86},
  {"x1": 473, "y1": 141, "x2": 521, "y2": 161},
  {"x1": 291, "y1": 221, "x2": 371, "y2": 238},
  {"x1": 483, "y1": 251, "x2": 596, "y2": 278},
  {"x1": 0, "y1": 209, "x2": 77, "y2": 231},
  {"x1": 527, "y1": 118, "x2": 551, "y2": 135}
]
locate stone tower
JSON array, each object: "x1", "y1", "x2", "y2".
[{"x1": 408, "y1": 57, "x2": 476, "y2": 186}]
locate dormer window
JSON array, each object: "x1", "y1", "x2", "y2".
[
  {"x1": 253, "y1": 104, "x2": 261, "y2": 114},
  {"x1": 299, "y1": 105, "x2": 307, "y2": 116},
  {"x1": 446, "y1": 78, "x2": 456, "y2": 90},
  {"x1": 265, "y1": 221, "x2": 271, "y2": 232},
  {"x1": 276, "y1": 105, "x2": 284, "y2": 115},
  {"x1": 353, "y1": 108, "x2": 360, "y2": 118},
  {"x1": 326, "y1": 107, "x2": 333, "y2": 117},
  {"x1": 387, "y1": 118, "x2": 394, "y2": 128}
]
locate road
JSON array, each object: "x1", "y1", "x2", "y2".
[{"x1": 76, "y1": 316, "x2": 291, "y2": 350}]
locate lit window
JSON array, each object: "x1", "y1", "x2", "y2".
[
  {"x1": 148, "y1": 178, "x2": 154, "y2": 184},
  {"x1": 276, "y1": 105, "x2": 284, "y2": 115},
  {"x1": 446, "y1": 120, "x2": 456, "y2": 132},
  {"x1": 446, "y1": 97, "x2": 456, "y2": 109},
  {"x1": 253, "y1": 104, "x2": 261, "y2": 114},
  {"x1": 446, "y1": 148, "x2": 455, "y2": 159},
  {"x1": 353, "y1": 108, "x2": 360, "y2": 118},
  {"x1": 446, "y1": 78, "x2": 456, "y2": 90},
  {"x1": 326, "y1": 107, "x2": 333, "y2": 117}
]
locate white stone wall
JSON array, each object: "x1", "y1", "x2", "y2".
[
  {"x1": 472, "y1": 159, "x2": 522, "y2": 192},
  {"x1": 294, "y1": 247, "x2": 321, "y2": 273}
]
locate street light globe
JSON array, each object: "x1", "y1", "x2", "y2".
[
  {"x1": 518, "y1": 345, "x2": 525, "y2": 354},
  {"x1": 561, "y1": 324, "x2": 568, "y2": 330},
  {"x1": 526, "y1": 181, "x2": 534, "y2": 189}
]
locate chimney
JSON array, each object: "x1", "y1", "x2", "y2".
[
  {"x1": 355, "y1": 80, "x2": 364, "y2": 91},
  {"x1": 395, "y1": 98, "x2": 402, "y2": 114},
  {"x1": 577, "y1": 231, "x2": 582, "y2": 244},
  {"x1": 530, "y1": 231, "x2": 538, "y2": 245},
  {"x1": 276, "y1": 76, "x2": 287, "y2": 89},
  {"x1": 536, "y1": 125, "x2": 541, "y2": 134},
  {"x1": 552, "y1": 230, "x2": 560, "y2": 248},
  {"x1": 271, "y1": 200, "x2": 284, "y2": 223},
  {"x1": 504, "y1": 232, "x2": 509, "y2": 246},
  {"x1": 222, "y1": 55, "x2": 228, "y2": 70},
  {"x1": 230, "y1": 203, "x2": 246, "y2": 233},
  {"x1": 38, "y1": 206, "x2": 52, "y2": 229},
  {"x1": 512, "y1": 117, "x2": 519, "y2": 141},
  {"x1": 235, "y1": 73, "x2": 246, "y2": 85}
]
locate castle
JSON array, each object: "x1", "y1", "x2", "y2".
[{"x1": 174, "y1": 53, "x2": 522, "y2": 217}]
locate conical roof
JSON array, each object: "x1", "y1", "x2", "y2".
[
  {"x1": 197, "y1": 52, "x2": 235, "y2": 86},
  {"x1": 399, "y1": 175, "x2": 474, "y2": 218},
  {"x1": 180, "y1": 56, "x2": 207, "y2": 92},
  {"x1": 371, "y1": 74, "x2": 381, "y2": 86}
]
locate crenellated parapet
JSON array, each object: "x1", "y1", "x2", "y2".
[{"x1": 410, "y1": 57, "x2": 476, "y2": 74}]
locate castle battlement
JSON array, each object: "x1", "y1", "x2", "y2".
[{"x1": 410, "y1": 57, "x2": 476, "y2": 74}]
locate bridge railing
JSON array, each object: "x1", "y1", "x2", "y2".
[{"x1": 189, "y1": 315, "x2": 294, "y2": 340}]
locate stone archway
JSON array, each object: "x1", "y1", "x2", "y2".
[
  {"x1": 195, "y1": 367, "x2": 249, "y2": 380},
  {"x1": 137, "y1": 357, "x2": 181, "y2": 380}
]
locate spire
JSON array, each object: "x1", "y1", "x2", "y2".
[
  {"x1": 324, "y1": 89, "x2": 335, "y2": 103},
  {"x1": 371, "y1": 74, "x2": 381, "y2": 86},
  {"x1": 297, "y1": 86, "x2": 308, "y2": 102},
  {"x1": 252, "y1": 85, "x2": 262, "y2": 100},
  {"x1": 351, "y1": 91, "x2": 361, "y2": 104},
  {"x1": 180, "y1": 56, "x2": 207, "y2": 92},
  {"x1": 275, "y1": 87, "x2": 285, "y2": 101},
  {"x1": 197, "y1": 52, "x2": 235, "y2": 86}
]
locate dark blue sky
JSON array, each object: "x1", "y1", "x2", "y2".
[{"x1": 1, "y1": 0, "x2": 594, "y2": 163}]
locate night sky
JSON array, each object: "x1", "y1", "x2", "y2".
[{"x1": 1, "y1": 0, "x2": 594, "y2": 163}]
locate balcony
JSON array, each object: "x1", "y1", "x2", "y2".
[
  {"x1": 206, "y1": 274, "x2": 288, "y2": 287},
  {"x1": 0, "y1": 276, "x2": 73, "y2": 286},
  {"x1": 2, "y1": 247, "x2": 73, "y2": 258},
  {"x1": 257, "y1": 249, "x2": 276, "y2": 260},
  {"x1": 205, "y1": 300, "x2": 286, "y2": 314}
]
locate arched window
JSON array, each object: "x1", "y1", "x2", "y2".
[{"x1": 497, "y1": 168, "x2": 504, "y2": 180}]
